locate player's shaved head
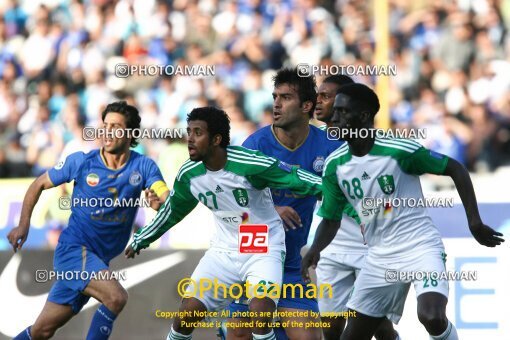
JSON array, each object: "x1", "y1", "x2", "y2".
[{"x1": 187, "y1": 107, "x2": 231, "y2": 148}]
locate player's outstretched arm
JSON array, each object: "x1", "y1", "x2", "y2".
[
  {"x1": 144, "y1": 188, "x2": 170, "y2": 211},
  {"x1": 7, "y1": 172, "x2": 55, "y2": 252},
  {"x1": 126, "y1": 180, "x2": 198, "y2": 258},
  {"x1": 301, "y1": 218, "x2": 341, "y2": 283},
  {"x1": 248, "y1": 161, "x2": 322, "y2": 197},
  {"x1": 443, "y1": 157, "x2": 504, "y2": 247}
]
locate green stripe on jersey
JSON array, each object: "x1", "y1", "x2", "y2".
[
  {"x1": 324, "y1": 144, "x2": 351, "y2": 173},
  {"x1": 176, "y1": 161, "x2": 206, "y2": 181}
]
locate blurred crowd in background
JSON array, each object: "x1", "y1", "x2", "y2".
[{"x1": 0, "y1": 0, "x2": 509, "y2": 183}]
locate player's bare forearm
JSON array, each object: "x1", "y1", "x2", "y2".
[
  {"x1": 442, "y1": 157, "x2": 481, "y2": 226},
  {"x1": 310, "y1": 218, "x2": 341, "y2": 253},
  {"x1": 302, "y1": 218, "x2": 340, "y2": 282},
  {"x1": 19, "y1": 173, "x2": 54, "y2": 229},
  {"x1": 8, "y1": 172, "x2": 54, "y2": 252},
  {"x1": 442, "y1": 157, "x2": 504, "y2": 247}
]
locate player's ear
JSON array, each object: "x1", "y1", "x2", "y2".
[
  {"x1": 301, "y1": 100, "x2": 313, "y2": 116},
  {"x1": 212, "y1": 134, "x2": 222, "y2": 146},
  {"x1": 360, "y1": 110, "x2": 372, "y2": 124}
]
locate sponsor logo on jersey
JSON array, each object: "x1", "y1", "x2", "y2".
[
  {"x1": 377, "y1": 174, "x2": 395, "y2": 194},
  {"x1": 86, "y1": 173, "x2": 100, "y2": 186},
  {"x1": 129, "y1": 171, "x2": 142, "y2": 186},
  {"x1": 361, "y1": 171, "x2": 371, "y2": 180},
  {"x1": 313, "y1": 156, "x2": 325, "y2": 173},
  {"x1": 232, "y1": 188, "x2": 249, "y2": 207},
  {"x1": 239, "y1": 224, "x2": 268, "y2": 253},
  {"x1": 215, "y1": 185, "x2": 224, "y2": 194}
]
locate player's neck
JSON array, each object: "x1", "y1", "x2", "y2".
[
  {"x1": 203, "y1": 147, "x2": 227, "y2": 171},
  {"x1": 348, "y1": 137, "x2": 375, "y2": 157},
  {"x1": 101, "y1": 148, "x2": 131, "y2": 170},
  {"x1": 272, "y1": 121, "x2": 309, "y2": 150}
]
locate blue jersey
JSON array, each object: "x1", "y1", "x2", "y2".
[
  {"x1": 48, "y1": 149, "x2": 164, "y2": 263},
  {"x1": 243, "y1": 125, "x2": 343, "y2": 271}
]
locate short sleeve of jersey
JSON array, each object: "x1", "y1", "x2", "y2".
[
  {"x1": 317, "y1": 162, "x2": 348, "y2": 221},
  {"x1": 398, "y1": 147, "x2": 449, "y2": 175},
  {"x1": 141, "y1": 157, "x2": 165, "y2": 189},
  {"x1": 47, "y1": 152, "x2": 85, "y2": 186}
]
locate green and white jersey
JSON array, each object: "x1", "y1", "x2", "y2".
[
  {"x1": 318, "y1": 137, "x2": 449, "y2": 259},
  {"x1": 132, "y1": 146, "x2": 322, "y2": 252}
]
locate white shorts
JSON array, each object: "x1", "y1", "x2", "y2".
[
  {"x1": 316, "y1": 253, "x2": 366, "y2": 313},
  {"x1": 186, "y1": 248, "x2": 285, "y2": 311},
  {"x1": 347, "y1": 249, "x2": 449, "y2": 324}
]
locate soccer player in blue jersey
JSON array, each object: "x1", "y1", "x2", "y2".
[
  {"x1": 224, "y1": 68, "x2": 339, "y2": 340},
  {"x1": 7, "y1": 101, "x2": 169, "y2": 340}
]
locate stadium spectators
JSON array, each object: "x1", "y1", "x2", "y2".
[{"x1": 0, "y1": 0, "x2": 508, "y2": 177}]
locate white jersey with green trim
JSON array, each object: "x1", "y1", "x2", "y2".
[
  {"x1": 131, "y1": 146, "x2": 323, "y2": 252},
  {"x1": 318, "y1": 137, "x2": 449, "y2": 259},
  {"x1": 317, "y1": 124, "x2": 368, "y2": 254}
]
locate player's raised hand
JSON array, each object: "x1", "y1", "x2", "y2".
[
  {"x1": 125, "y1": 244, "x2": 140, "y2": 259},
  {"x1": 275, "y1": 206, "x2": 302, "y2": 231},
  {"x1": 145, "y1": 189, "x2": 163, "y2": 211},
  {"x1": 469, "y1": 223, "x2": 505, "y2": 247},
  {"x1": 301, "y1": 247, "x2": 320, "y2": 283},
  {"x1": 7, "y1": 226, "x2": 29, "y2": 253}
]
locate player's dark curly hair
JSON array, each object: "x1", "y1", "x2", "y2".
[
  {"x1": 336, "y1": 83, "x2": 380, "y2": 118},
  {"x1": 323, "y1": 74, "x2": 355, "y2": 87},
  {"x1": 187, "y1": 107, "x2": 231, "y2": 148},
  {"x1": 101, "y1": 101, "x2": 141, "y2": 147},
  {"x1": 273, "y1": 67, "x2": 317, "y2": 117}
]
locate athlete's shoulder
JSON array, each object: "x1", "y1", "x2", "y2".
[
  {"x1": 243, "y1": 125, "x2": 274, "y2": 149},
  {"x1": 175, "y1": 159, "x2": 205, "y2": 182},
  {"x1": 227, "y1": 145, "x2": 276, "y2": 162},
  {"x1": 226, "y1": 146, "x2": 277, "y2": 175},
  {"x1": 323, "y1": 143, "x2": 350, "y2": 173},
  {"x1": 64, "y1": 149, "x2": 96, "y2": 165},
  {"x1": 309, "y1": 124, "x2": 343, "y2": 148},
  {"x1": 372, "y1": 137, "x2": 423, "y2": 157}
]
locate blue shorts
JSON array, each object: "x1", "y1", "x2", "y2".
[
  {"x1": 228, "y1": 268, "x2": 319, "y2": 313},
  {"x1": 47, "y1": 242, "x2": 108, "y2": 313}
]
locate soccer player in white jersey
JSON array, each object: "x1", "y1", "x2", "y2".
[
  {"x1": 312, "y1": 75, "x2": 398, "y2": 340},
  {"x1": 303, "y1": 83, "x2": 504, "y2": 340},
  {"x1": 125, "y1": 107, "x2": 323, "y2": 340}
]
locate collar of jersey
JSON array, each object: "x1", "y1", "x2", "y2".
[
  {"x1": 270, "y1": 124, "x2": 310, "y2": 152},
  {"x1": 99, "y1": 147, "x2": 132, "y2": 171}
]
